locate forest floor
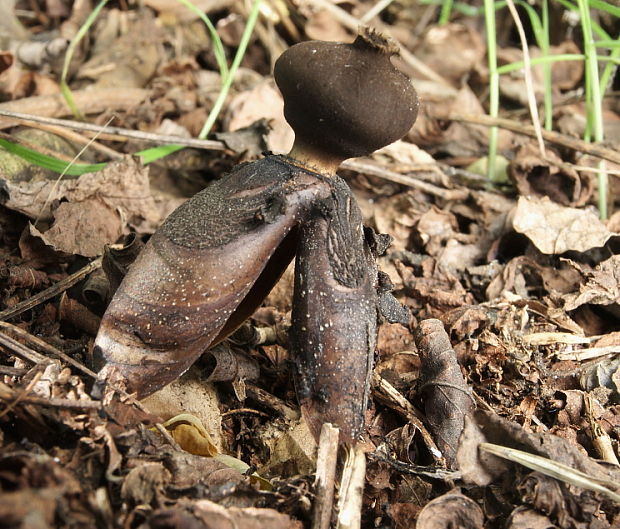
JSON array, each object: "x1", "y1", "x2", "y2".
[{"x1": 0, "y1": 1, "x2": 619, "y2": 528}]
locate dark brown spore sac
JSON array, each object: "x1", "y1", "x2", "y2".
[
  {"x1": 94, "y1": 156, "x2": 332, "y2": 398},
  {"x1": 414, "y1": 319, "x2": 474, "y2": 469},
  {"x1": 290, "y1": 176, "x2": 378, "y2": 444},
  {"x1": 274, "y1": 29, "x2": 418, "y2": 161}
]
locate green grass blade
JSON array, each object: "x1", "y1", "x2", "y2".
[
  {"x1": 197, "y1": 0, "x2": 262, "y2": 140},
  {"x1": 484, "y1": 0, "x2": 499, "y2": 181},
  {"x1": 0, "y1": 138, "x2": 106, "y2": 176},
  {"x1": 60, "y1": 0, "x2": 109, "y2": 119},
  {"x1": 439, "y1": 0, "x2": 454, "y2": 24},
  {"x1": 174, "y1": 0, "x2": 229, "y2": 79}
]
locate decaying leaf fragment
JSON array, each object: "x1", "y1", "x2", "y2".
[{"x1": 414, "y1": 319, "x2": 474, "y2": 468}]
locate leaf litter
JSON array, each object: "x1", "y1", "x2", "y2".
[{"x1": 0, "y1": 1, "x2": 619, "y2": 528}]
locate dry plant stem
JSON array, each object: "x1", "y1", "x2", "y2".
[
  {"x1": 342, "y1": 159, "x2": 468, "y2": 201},
  {"x1": 0, "y1": 330, "x2": 50, "y2": 365},
  {"x1": 0, "y1": 88, "x2": 149, "y2": 130},
  {"x1": 312, "y1": 423, "x2": 340, "y2": 529},
  {"x1": 0, "y1": 392, "x2": 103, "y2": 411},
  {"x1": 0, "y1": 366, "x2": 28, "y2": 376},
  {"x1": 505, "y1": 0, "x2": 546, "y2": 157},
  {"x1": 0, "y1": 109, "x2": 226, "y2": 150},
  {"x1": 336, "y1": 445, "x2": 366, "y2": 529},
  {"x1": 451, "y1": 113, "x2": 620, "y2": 166},
  {"x1": 372, "y1": 371, "x2": 443, "y2": 463},
  {"x1": 246, "y1": 383, "x2": 300, "y2": 421},
  {"x1": 479, "y1": 443, "x2": 620, "y2": 503},
  {"x1": 369, "y1": 453, "x2": 461, "y2": 481},
  {"x1": 0, "y1": 257, "x2": 102, "y2": 321},
  {"x1": 155, "y1": 423, "x2": 183, "y2": 452},
  {"x1": 0, "y1": 321, "x2": 97, "y2": 378},
  {"x1": 0, "y1": 371, "x2": 42, "y2": 419},
  {"x1": 22, "y1": 120, "x2": 122, "y2": 160},
  {"x1": 556, "y1": 346, "x2": 620, "y2": 361}
]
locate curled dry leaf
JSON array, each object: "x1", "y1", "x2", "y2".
[
  {"x1": 509, "y1": 143, "x2": 593, "y2": 207},
  {"x1": 579, "y1": 356, "x2": 620, "y2": 394},
  {"x1": 397, "y1": 259, "x2": 475, "y2": 314},
  {"x1": 414, "y1": 318, "x2": 474, "y2": 468},
  {"x1": 163, "y1": 451, "x2": 247, "y2": 491},
  {"x1": 563, "y1": 255, "x2": 620, "y2": 311},
  {"x1": 202, "y1": 343, "x2": 260, "y2": 383},
  {"x1": 517, "y1": 473, "x2": 597, "y2": 529},
  {"x1": 512, "y1": 196, "x2": 614, "y2": 255},
  {"x1": 416, "y1": 489, "x2": 484, "y2": 529},
  {"x1": 457, "y1": 410, "x2": 620, "y2": 492},
  {"x1": 28, "y1": 200, "x2": 123, "y2": 258}
]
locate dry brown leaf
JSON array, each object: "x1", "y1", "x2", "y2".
[
  {"x1": 142, "y1": 0, "x2": 233, "y2": 21},
  {"x1": 457, "y1": 410, "x2": 620, "y2": 490},
  {"x1": 164, "y1": 415, "x2": 219, "y2": 458},
  {"x1": 141, "y1": 367, "x2": 223, "y2": 451},
  {"x1": 509, "y1": 143, "x2": 593, "y2": 207},
  {"x1": 6, "y1": 157, "x2": 162, "y2": 256},
  {"x1": 505, "y1": 507, "x2": 558, "y2": 529},
  {"x1": 29, "y1": 200, "x2": 122, "y2": 257},
  {"x1": 258, "y1": 419, "x2": 317, "y2": 478},
  {"x1": 512, "y1": 196, "x2": 614, "y2": 254},
  {"x1": 121, "y1": 462, "x2": 171, "y2": 506},
  {"x1": 563, "y1": 256, "x2": 620, "y2": 311}
]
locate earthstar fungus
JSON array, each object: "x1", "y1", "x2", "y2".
[{"x1": 94, "y1": 28, "x2": 418, "y2": 443}]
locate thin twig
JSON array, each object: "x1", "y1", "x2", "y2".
[
  {"x1": 0, "y1": 371, "x2": 43, "y2": 419},
  {"x1": 0, "y1": 321, "x2": 97, "y2": 378},
  {"x1": 343, "y1": 159, "x2": 469, "y2": 201},
  {"x1": 0, "y1": 331, "x2": 50, "y2": 365},
  {"x1": 246, "y1": 383, "x2": 300, "y2": 420},
  {"x1": 450, "y1": 113, "x2": 620, "y2": 165},
  {"x1": 372, "y1": 371, "x2": 444, "y2": 463},
  {"x1": 0, "y1": 257, "x2": 102, "y2": 321},
  {"x1": 155, "y1": 423, "x2": 183, "y2": 451},
  {"x1": 0, "y1": 393, "x2": 103, "y2": 410},
  {"x1": 0, "y1": 109, "x2": 226, "y2": 150},
  {"x1": 369, "y1": 452, "x2": 461, "y2": 480}
]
